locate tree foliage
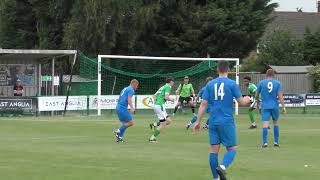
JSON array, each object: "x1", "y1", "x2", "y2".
[
  {"x1": 304, "y1": 28, "x2": 320, "y2": 65},
  {"x1": 257, "y1": 30, "x2": 305, "y2": 66},
  {"x1": 307, "y1": 64, "x2": 320, "y2": 92},
  {"x1": 0, "y1": 0, "x2": 278, "y2": 58}
]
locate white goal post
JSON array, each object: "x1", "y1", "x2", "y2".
[{"x1": 97, "y1": 55, "x2": 240, "y2": 116}]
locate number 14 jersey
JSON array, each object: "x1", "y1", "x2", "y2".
[{"x1": 202, "y1": 77, "x2": 242, "y2": 125}]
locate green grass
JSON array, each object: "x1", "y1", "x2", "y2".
[{"x1": 0, "y1": 113, "x2": 319, "y2": 180}]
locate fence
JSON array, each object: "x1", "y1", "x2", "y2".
[{"x1": 239, "y1": 73, "x2": 313, "y2": 94}]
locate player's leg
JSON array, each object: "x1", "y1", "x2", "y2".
[
  {"x1": 209, "y1": 126, "x2": 220, "y2": 180},
  {"x1": 271, "y1": 108, "x2": 280, "y2": 147},
  {"x1": 187, "y1": 97, "x2": 196, "y2": 116},
  {"x1": 115, "y1": 109, "x2": 133, "y2": 142},
  {"x1": 203, "y1": 119, "x2": 209, "y2": 129},
  {"x1": 248, "y1": 100, "x2": 257, "y2": 129},
  {"x1": 217, "y1": 124, "x2": 238, "y2": 180},
  {"x1": 261, "y1": 109, "x2": 271, "y2": 147},
  {"x1": 150, "y1": 105, "x2": 169, "y2": 142},
  {"x1": 173, "y1": 97, "x2": 182, "y2": 115},
  {"x1": 186, "y1": 114, "x2": 197, "y2": 130}
]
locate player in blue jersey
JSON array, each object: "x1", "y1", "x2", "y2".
[
  {"x1": 256, "y1": 69, "x2": 286, "y2": 148},
  {"x1": 193, "y1": 61, "x2": 250, "y2": 180},
  {"x1": 114, "y1": 79, "x2": 139, "y2": 142},
  {"x1": 185, "y1": 76, "x2": 213, "y2": 130}
]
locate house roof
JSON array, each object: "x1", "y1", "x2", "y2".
[
  {"x1": 263, "y1": 11, "x2": 320, "y2": 40},
  {"x1": 0, "y1": 49, "x2": 77, "y2": 63},
  {"x1": 269, "y1": 65, "x2": 313, "y2": 73}
]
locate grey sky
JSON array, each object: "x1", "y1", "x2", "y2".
[{"x1": 271, "y1": 0, "x2": 318, "y2": 12}]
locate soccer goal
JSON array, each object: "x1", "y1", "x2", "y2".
[{"x1": 79, "y1": 55, "x2": 240, "y2": 116}]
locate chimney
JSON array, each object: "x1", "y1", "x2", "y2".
[{"x1": 318, "y1": 0, "x2": 320, "y2": 13}]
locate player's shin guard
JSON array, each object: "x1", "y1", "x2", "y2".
[
  {"x1": 274, "y1": 125, "x2": 279, "y2": 144},
  {"x1": 263, "y1": 128, "x2": 268, "y2": 145},
  {"x1": 209, "y1": 153, "x2": 219, "y2": 179},
  {"x1": 221, "y1": 150, "x2": 237, "y2": 169},
  {"x1": 119, "y1": 124, "x2": 128, "y2": 137}
]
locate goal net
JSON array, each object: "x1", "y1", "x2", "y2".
[{"x1": 79, "y1": 55, "x2": 239, "y2": 115}]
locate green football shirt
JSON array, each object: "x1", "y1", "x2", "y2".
[
  {"x1": 154, "y1": 84, "x2": 172, "y2": 106},
  {"x1": 248, "y1": 83, "x2": 257, "y2": 96},
  {"x1": 177, "y1": 83, "x2": 194, "y2": 97}
]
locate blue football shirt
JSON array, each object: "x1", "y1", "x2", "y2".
[
  {"x1": 202, "y1": 77, "x2": 242, "y2": 125},
  {"x1": 116, "y1": 86, "x2": 135, "y2": 109},
  {"x1": 198, "y1": 86, "x2": 212, "y2": 113},
  {"x1": 257, "y1": 79, "x2": 282, "y2": 109}
]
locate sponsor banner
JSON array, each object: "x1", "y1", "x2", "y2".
[
  {"x1": 89, "y1": 95, "x2": 135, "y2": 109},
  {"x1": 0, "y1": 99, "x2": 32, "y2": 110},
  {"x1": 136, "y1": 95, "x2": 178, "y2": 109},
  {"x1": 306, "y1": 94, "x2": 320, "y2": 106},
  {"x1": 38, "y1": 96, "x2": 87, "y2": 111},
  {"x1": 280, "y1": 94, "x2": 305, "y2": 107}
]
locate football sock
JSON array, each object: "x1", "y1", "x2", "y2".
[
  {"x1": 209, "y1": 153, "x2": 219, "y2": 179},
  {"x1": 221, "y1": 150, "x2": 237, "y2": 169},
  {"x1": 263, "y1": 127, "x2": 268, "y2": 144},
  {"x1": 153, "y1": 121, "x2": 160, "y2": 127},
  {"x1": 248, "y1": 111, "x2": 255, "y2": 124},
  {"x1": 174, "y1": 107, "x2": 178, "y2": 113},
  {"x1": 190, "y1": 115, "x2": 197, "y2": 124},
  {"x1": 274, "y1": 125, "x2": 279, "y2": 144},
  {"x1": 119, "y1": 124, "x2": 128, "y2": 137},
  {"x1": 154, "y1": 129, "x2": 160, "y2": 137}
]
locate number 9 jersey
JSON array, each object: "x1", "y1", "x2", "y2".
[{"x1": 256, "y1": 79, "x2": 283, "y2": 110}]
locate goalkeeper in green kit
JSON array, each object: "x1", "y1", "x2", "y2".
[{"x1": 243, "y1": 76, "x2": 258, "y2": 129}]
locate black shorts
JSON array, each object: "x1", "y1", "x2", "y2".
[{"x1": 178, "y1": 96, "x2": 192, "y2": 103}]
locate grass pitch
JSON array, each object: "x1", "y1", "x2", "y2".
[{"x1": 0, "y1": 113, "x2": 319, "y2": 180}]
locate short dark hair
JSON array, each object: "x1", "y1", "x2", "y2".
[
  {"x1": 166, "y1": 77, "x2": 174, "y2": 83},
  {"x1": 217, "y1": 61, "x2": 229, "y2": 73},
  {"x1": 243, "y1": 76, "x2": 251, "y2": 81},
  {"x1": 206, "y1": 76, "x2": 213, "y2": 84},
  {"x1": 266, "y1": 69, "x2": 275, "y2": 77}
]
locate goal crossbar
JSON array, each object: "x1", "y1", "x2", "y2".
[{"x1": 97, "y1": 55, "x2": 240, "y2": 116}]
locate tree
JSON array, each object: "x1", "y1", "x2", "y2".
[
  {"x1": 257, "y1": 30, "x2": 306, "y2": 66},
  {"x1": 0, "y1": 0, "x2": 38, "y2": 49},
  {"x1": 307, "y1": 64, "x2": 320, "y2": 92},
  {"x1": 304, "y1": 28, "x2": 320, "y2": 65},
  {"x1": 135, "y1": 0, "x2": 278, "y2": 58}
]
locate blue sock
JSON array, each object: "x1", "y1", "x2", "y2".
[
  {"x1": 209, "y1": 153, "x2": 219, "y2": 179},
  {"x1": 263, "y1": 128, "x2": 268, "y2": 144},
  {"x1": 119, "y1": 124, "x2": 128, "y2": 137},
  {"x1": 221, "y1": 150, "x2": 237, "y2": 169},
  {"x1": 190, "y1": 115, "x2": 197, "y2": 124},
  {"x1": 274, "y1": 125, "x2": 279, "y2": 144}
]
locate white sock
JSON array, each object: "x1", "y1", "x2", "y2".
[
  {"x1": 220, "y1": 165, "x2": 226, "y2": 170},
  {"x1": 150, "y1": 135, "x2": 155, "y2": 140},
  {"x1": 252, "y1": 122, "x2": 256, "y2": 126}
]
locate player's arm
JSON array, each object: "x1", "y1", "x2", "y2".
[
  {"x1": 278, "y1": 84, "x2": 287, "y2": 113},
  {"x1": 191, "y1": 85, "x2": 195, "y2": 97},
  {"x1": 196, "y1": 100, "x2": 208, "y2": 124},
  {"x1": 175, "y1": 84, "x2": 181, "y2": 95},
  {"x1": 165, "y1": 86, "x2": 175, "y2": 101},
  {"x1": 232, "y1": 83, "x2": 250, "y2": 106},
  {"x1": 127, "y1": 96, "x2": 135, "y2": 113},
  {"x1": 165, "y1": 94, "x2": 175, "y2": 101}
]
